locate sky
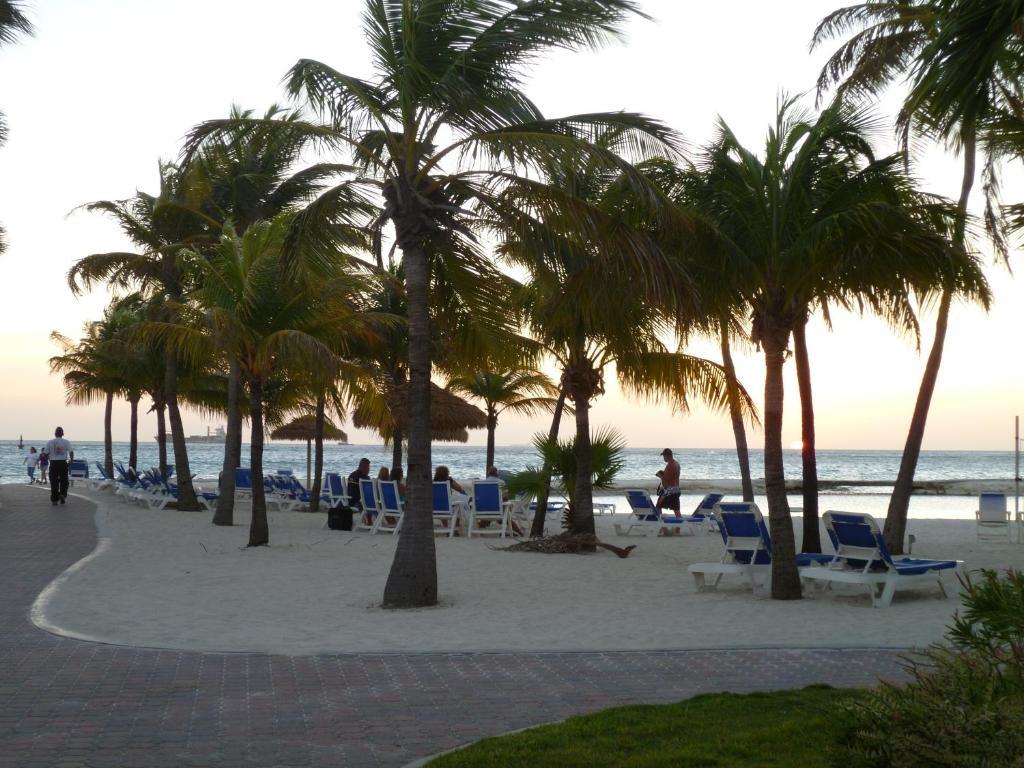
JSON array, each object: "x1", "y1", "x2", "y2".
[{"x1": 0, "y1": 0, "x2": 1021, "y2": 451}]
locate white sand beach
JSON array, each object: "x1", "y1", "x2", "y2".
[{"x1": 32, "y1": 487, "x2": 1024, "y2": 656}]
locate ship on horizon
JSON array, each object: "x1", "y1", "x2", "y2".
[{"x1": 155, "y1": 425, "x2": 227, "y2": 443}]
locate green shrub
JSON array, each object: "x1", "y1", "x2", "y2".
[{"x1": 831, "y1": 569, "x2": 1024, "y2": 767}]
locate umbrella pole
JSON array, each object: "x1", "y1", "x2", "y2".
[{"x1": 307, "y1": 439, "x2": 312, "y2": 490}]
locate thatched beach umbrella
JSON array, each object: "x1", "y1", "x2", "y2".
[
  {"x1": 270, "y1": 415, "x2": 347, "y2": 488},
  {"x1": 353, "y1": 381, "x2": 486, "y2": 445}
]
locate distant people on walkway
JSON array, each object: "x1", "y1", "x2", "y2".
[
  {"x1": 45, "y1": 427, "x2": 74, "y2": 506},
  {"x1": 433, "y1": 465, "x2": 466, "y2": 495},
  {"x1": 24, "y1": 447, "x2": 38, "y2": 483},
  {"x1": 656, "y1": 448, "x2": 681, "y2": 517},
  {"x1": 347, "y1": 458, "x2": 371, "y2": 506},
  {"x1": 37, "y1": 449, "x2": 49, "y2": 484}
]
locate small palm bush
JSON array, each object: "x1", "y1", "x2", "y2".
[
  {"x1": 507, "y1": 427, "x2": 626, "y2": 530},
  {"x1": 831, "y1": 569, "x2": 1024, "y2": 767}
]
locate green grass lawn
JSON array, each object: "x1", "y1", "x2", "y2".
[{"x1": 428, "y1": 685, "x2": 863, "y2": 767}]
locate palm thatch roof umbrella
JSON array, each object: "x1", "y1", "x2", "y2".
[
  {"x1": 270, "y1": 415, "x2": 347, "y2": 489},
  {"x1": 353, "y1": 382, "x2": 486, "y2": 465}
]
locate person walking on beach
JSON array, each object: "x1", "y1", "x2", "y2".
[
  {"x1": 657, "y1": 448, "x2": 681, "y2": 517},
  {"x1": 23, "y1": 447, "x2": 38, "y2": 483},
  {"x1": 37, "y1": 448, "x2": 49, "y2": 484},
  {"x1": 44, "y1": 427, "x2": 74, "y2": 505}
]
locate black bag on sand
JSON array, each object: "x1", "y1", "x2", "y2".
[{"x1": 327, "y1": 504, "x2": 354, "y2": 531}]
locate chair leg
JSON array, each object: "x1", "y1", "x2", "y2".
[{"x1": 875, "y1": 579, "x2": 897, "y2": 608}]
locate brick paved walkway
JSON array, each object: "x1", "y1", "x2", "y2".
[{"x1": 0, "y1": 484, "x2": 910, "y2": 767}]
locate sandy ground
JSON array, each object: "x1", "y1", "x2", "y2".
[{"x1": 31, "y1": 486, "x2": 1024, "y2": 655}]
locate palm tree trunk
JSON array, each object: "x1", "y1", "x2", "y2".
[
  {"x1": 164, "y1": 350, "x2": 200, "y2": 510},
  {"x1": 531, "y1": 385, "x2": 567, "y2": 537},
  {"x1": 571, "y1": 388, "x2": 595, "y2": 537},
  {"x1": 762, "y1": 320, "x2": 801, "y2": 600},
  {"x1": 792, "y1": 317, "x2": 821, "y2": 553},
  {"x1": 156, "y1": 400, "x2": 168, "y2": 479},
  {"x1": 720, "y1": 326, "x2": 754, "y2": 502},
  {"x1": 103, "y1": 391, "x2": 114, "y2": 479},
  {"x1": 128, "y1": 395, "x2": 139, "y2": 471},
  {"x1": 248, "y1": 377, "x2": 268, "y2": 546},
  {"x1": 383, "y1": 236, "x2": 438, "y2": 608},
  {"x1": 310, "y1": 392, "x2": 326, "y2": 512},
  {"x1": 485, "y1": 409, "x2": 497, "y2": 472},
  {"x1": 884, "y1": 129, "x2": 976, "y2": 555},
  {"x1": 391, "y1": 427, "x2": 403, "y2": 475},
  {"x1": 213, "y1": 359, "x2": 242, "y2": 526}
]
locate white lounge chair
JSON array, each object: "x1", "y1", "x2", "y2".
[
  {"x1": 800, "y1": 510, "x2": 963, "y2": 608},
  {"x1": 372, "y1": 480, "x2": 404, "y2": 534},
  {"x1": 357, "y1": 478, "x2": 381, "y2": 531},
  {"x1": 688, "y1": 502, "x2": 834, "y2": 593},
  {"x1": 432, "y1": 481, "x2": 460, "y2": 537},
  {"x1": 467, "y1": 480, "x2": 510, "y2": 538},
  {"x1": 976, "y1": 493, "x2": 1010, "y2": 540},
  {"x1": 614, "y1": 489, "x2": 703, "y2": 536}
]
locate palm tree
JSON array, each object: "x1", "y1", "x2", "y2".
[
  {"x1": 163, "y1": 216, "x2": 378, "y2": 546},
  {"x1": 447, "y1": 369, "x2": 560, "y2": 472},
  {"x1": 813, "y1": 0, "x2": 1021, "y2": 552},
  {"x1": 0, "y1": 0, "x2": 32, "y2": 256},
  {"x1": 685, "y1": 98, "x2": 986, "y2": 597},
  {"x1": 184, "y1": 0, "x2": 679, "y2": 608}
]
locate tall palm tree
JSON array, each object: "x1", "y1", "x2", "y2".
[
  {"x1": 0, "y1": 0, "x2": 32, "y2": 256},
  {"x1": 184, "y1": 0, "x2": 679, "y2": 607},
  {"x1": 162, "y1": 216, "x2": 379, "y2": 546},
  {"x1": 447, "y1": 369, "x2": 560, "y2": 472},
  {"x1": 68, "y1": 164, "x2": 217, "y2": 506},
  {"x1": 813, "y1": 0, "x2": 1022, "y2": 552},
  {"x1": 685, "y1": 98, "x2": 985, "y2": 597}
]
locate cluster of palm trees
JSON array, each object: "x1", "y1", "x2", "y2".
[{"x1": 45, "y1": 0, "x2": 1023, "y2": 607}]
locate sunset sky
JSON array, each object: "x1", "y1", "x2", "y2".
[{"x1": 0, "y1": 0, "x2": 1020, "y2": 450}]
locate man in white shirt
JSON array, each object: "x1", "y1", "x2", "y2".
[{"x1": 44, "y1": 426, "x2": 74, "y2": 505}]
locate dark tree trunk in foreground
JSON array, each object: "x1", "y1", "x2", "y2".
[
  {"x1": 382, "y1": 230, "x2": 437, "y2": 608},
  {"x1": 165, "y1": 351, "x2": 200, "y2": 510},
  {"x1": 531, "y1": 385, "x2": 568, "y2": 538},
  {"x1": 720, "y1": 326, "x2": 754, "y2": 502},
  {"x1": 156, "y1": 400, "x2": 168, "y2": 479},
  {"x1": 792, "y1": 317, "x2": 821, "y2": 553},
  {"x1": 103, "y1": 391, "x2": 114, "y2": 479},
  {"x1": 310, "y1": 393, "x2": 326, "y2": 512},
  {"x1": 762, "y1": 316, "x2": 801, "y2": 600},
  {"x1": 247, "y1": 378, "x2": 269, "y2": 546},
  {"x1": 391, "y1": 427, "x2": 403, "y2": 476},
  {"x1": 213, "y1": 359, "x2": 242, "y2": 526},
  {"x1": 885, "y1": 132, "x2": 975, "y2": 555},
  {"x1": 485, "y1": 409, "x2": 497, "y2": 472},
  {"x1": 128, "y1": 395, "x2": 139, "y2": 470},
  {"x1": 568, "y1": 363, "x2": 596, "y2": 538}
]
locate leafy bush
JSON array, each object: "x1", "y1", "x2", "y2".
[{"x1": 831, "y1": 569, "x2": 1024, "y2": 767}]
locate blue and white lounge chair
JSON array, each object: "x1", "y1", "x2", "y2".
[
  {"x1": 800, "y1": 510, "x2": 963, "y2": 607},
  {"x1": 688, "y1": 502, "x2": 834, "y2": 592},
  {"x1": 614, "y1": 490, "x2": 704, "y2": 536},
  {"x1": 323, "y1": 472, "x2": 348, "y2": 509},
  {"x1": 358, "y1": 478, "x2": 381, "y2": 531},
  {"x1": 234, "y1": 468, "x2": 253, "y2": 499},
  {"x1": 373, "y1": 480, "x2": 404, "y2": 535},
  {"x1": 432, "y1": 482, "x2": 459, "y2": 537},
  {"x1": 976, "y1": 493, "x2": 1010, "y2": 540},
  {"x1": 690, "y1": 493, "x2": 724, "y2": 532},
  {"x1": 468, "y1": 480, "x2": 510, "y2": 538}
]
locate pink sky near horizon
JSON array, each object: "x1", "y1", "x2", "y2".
[{"x1": 0, "y1": 0, "x2": 1021, "y2": 450}]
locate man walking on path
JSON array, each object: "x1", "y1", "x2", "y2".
[{"x1": 44, "y1": 427, "x2": 74, "y2": 505}]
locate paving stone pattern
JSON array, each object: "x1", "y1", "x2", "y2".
[{"x1": 0, "y1": 484, "x2": 909, "y2": 767}]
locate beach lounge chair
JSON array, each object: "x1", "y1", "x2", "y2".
[
  {"x1": 467, "y1": 480, "x2": 510, "y2": 538},
  {"x1": 68, "y1": 459, "x2": 89, "y2": 486},
  {"x1": 357, "y1": 478, "x2": 381, "y2": 531},
  {"x1": 976, "y1": 493, "x2": 1010, "y2": 540},
  {"x1": 432, "y1": 482, "x2": 460, "y2": 537},
  {"x1": 234, "y1": 468, "x2": 253, "y2": 499},
  {"x1": 88, "y1": 463, "x2": 116, "y2": 491},
  {"x1": 323, "y1": 472, "x2": 347, "y2": 509},
  {"x1": 688, "y1": 502, "x2": 834, "y2": 593},
  {"x1": 614, "y1": 490, "x2": 704, "y2": 536},
  {"x1": 800, "y1": 510, "x2": 962, "y2": 607},
  {"x1": 691, "y1": 493, "x2": 724, "y2": 532},
  {"x1": 373, "y1": 480, "x2": 404, "y2": 535}
]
